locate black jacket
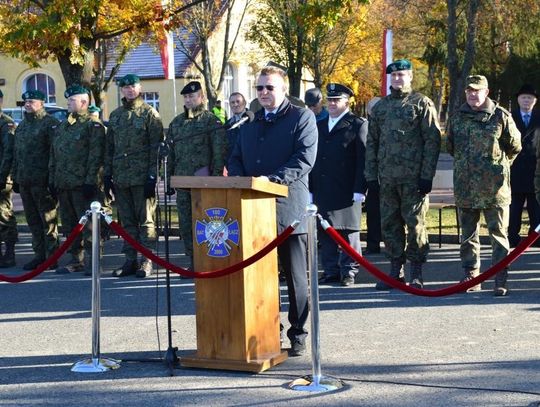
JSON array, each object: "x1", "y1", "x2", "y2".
[
  {"x1": 228, "y1": 98, "x2": 318, "y2": 234},
  {"x1": 510, "y1": 109, "x2": 540, "y2": 193}
]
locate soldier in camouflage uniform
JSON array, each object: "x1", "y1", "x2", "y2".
[
  {"x1": 104, "y1": 74, "x2": 164, "y2": 278},
  {"x1": 365, "y1": 59, "x2": 441, "y2": 290},
  {"x1": 0, "y1": 90, "x2": 18, "y2": 268},
  {"x1": 166, "y1": 81, "x2": 226, "y2": 269},
  {"x1": 447, "y1": 75, "x2": 521, "y2": 296},
  {"x1": 50, "y1": 85, "x2": 105, "y2": 275},
  {"x1": 12, "y1": 90, "x2": 59, "y2": 270}
]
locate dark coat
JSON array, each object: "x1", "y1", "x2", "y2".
[
  {"x1": 510, "y1": 109, "x2": 540, "y2": 193},
  {"x1": 228, "y1": 98, "x2": 318, "y2": 234},
  {"x1": 310, "y1": 111, "x2": 367, "y2": 230}
]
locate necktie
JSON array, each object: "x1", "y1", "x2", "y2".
[
  {"x1": 265, "y1": 113, "x2": 276, "y2": 122},
  {"x1": 523, "y1": 113, "x2": 530, "y2": 127}
]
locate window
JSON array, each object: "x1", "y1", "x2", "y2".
[
  {"x1": 221, "y1": 64, "x2": 234, "y2": 116},
  {"x1": 24, "y1": 73, "x2": 56, "y2": 104},
  {"x1": 246, "y1": 64, "x2": 258, "y2": 105},
  {"x1": 142, "y1": 92, "x2": 160, "y2": 111}
]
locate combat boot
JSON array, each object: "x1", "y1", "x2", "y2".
[
  {"x1": 494, "y1": 268, "x2": 508, "y2": 297},
  {"x1": 23, "y1": 257, "x2": 45, "y2": 271},
  {"x1": 460, "y1": 268, "x2": 481, "y2": 292},
  {"x1": 0, "y1": 242, "x2": 16, "y2": 268},
  {"x1": 136, "y1": 258, "x2": 154, "y2": 278},
  {"x1": 375, "y1": 260, "x2": 405, "y2": 290},
  {"x1": 56, "y1": 254, "x2": 85, "y2": 274},
  {"x1": 409, "y1": 262, "x2": 424, "y2": 289},
  {"x1": 113, "y1": 259, "x2": 138, "y2": 277}
]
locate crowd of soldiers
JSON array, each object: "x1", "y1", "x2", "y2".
[{"x1": 1, "y1": 60, "x2": 538, "y2": 355}]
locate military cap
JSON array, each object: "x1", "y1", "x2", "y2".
[
  {"x1": 326, "y1": 83, "x2": 354, "y2": 99},
  {"x1": 64, "y1": 84, "x2": 90, "y2": 98},
  {"x1": 0, "y1": 89, "x2": 3, "y2": 98},
  {"x1": 304, "y1": 88, "x2": 323, "y2": 106},
  {"x1": 88, "y1": 105, "x2": 101, "y2": 113},
  {"x1": 118, "y1": 74, "x2": 140, "y2": 87},
  {"x1": 180, "y1": 80, "x2": 202, "y2": 95},
  {"x1": 515, "y1": 84, "x2": 538, "y2": 98},
  {"x1": 466, "y1": 75, "x2": 489, "y2": 90},
  {"x1": 22, "y1": 90, "x2": 46, "y2": 101},
  {"x1": 265, "y1": 61, "x2": 288, "y2": 73},
  {"x1": 385, "y1": 59, "x2": 412, "y2": 74}
]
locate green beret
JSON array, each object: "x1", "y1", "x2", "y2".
[
  {"x1": 180, "y1": 81, "x2": 202, "y2": 95},
  {"x1": 0, "y1": 89, "x2": 3, "y2": 98},
  {"x1": 118, "y1": 74, "x2": 140, "y2": 87},
  {"x1": 22, "y1": 90, "x2": 46, "y2": 101},
  {"x1": 326, "y1": 83, "x2": 354, "y2": 99},
  {"x1": 466, "y1": 75, "x2": 489, "y2": 90},
  {"x1": 386, "y1": 59, "x2": 412, "y2": 74},
  {"x1": 88, "y1": 105, "x2": 101, "y2": 114},
  {"x1": 64, "y1": 85, "x2": 90, "y2": 98}
]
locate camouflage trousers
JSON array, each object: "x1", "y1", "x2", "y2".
[
  {"x1": 176, "y1": 190, "x2": 193, "y2": 262},
  {"x1": 115, "y1": 185, "x2": 157, "y2": 261},
  {"x1": 19, "y1": 184, "x2": 59, "y2": 259},
  {"x1": 58, "y1": 187, "x2": 95, "y2": 259},
  {"x1": 459, "y1": 206, "x2": 509, "y2": 270},
  {"x1": 0, "y1": 186, "x2": 18, "y2": 243},
  {"x1": 380, "y1": 181, "x2": 429, "y2": 263}
]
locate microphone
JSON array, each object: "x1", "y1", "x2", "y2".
[{"x1": 227, "y1": 111, "x2": 254, "y2": 130}]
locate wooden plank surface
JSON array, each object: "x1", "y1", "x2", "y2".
[{"x1": 170, "y1": 176, "x2": 288, "y2": 197}]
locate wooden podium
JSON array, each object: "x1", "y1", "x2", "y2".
[{"x1": 170, "y1": 176, "x2": 289, "y2": 372}]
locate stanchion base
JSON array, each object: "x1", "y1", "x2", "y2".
[
  {"x1": 289, "y1": 374, "x2": 344, "y2": 393},
  {"x1": 71, "y1": 357, "x2": 121, "y2": 373}
]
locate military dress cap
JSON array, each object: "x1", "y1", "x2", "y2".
[
  {"x1": 180, "y1": 80, "x2": 202, "y2": 95},
  {"x1": 118, "y1": 74, "x2": 140, "y2": 87},
  {"x1": 88, "y1": 105, "x2": 101, "y2": 113},
  {"x1": 515, "y1": 84, "x2": 538, "y2": 98},
  {"x1": 466, "y1": 75, "x2": 489, "y2": 90},
  {"x1": 326, "y1": 83, "x2": 354, "y2": 99},
  {"x1": 386, "y1": 59, "x2": 412, "y2": 74},
  {"x1": 22, "y1": 90, "x2": 46, "y2": 101},
  {"x1": 304, "y1": 88, "x2": 323, "y2": 106},
  {"x1": 64, "y1": 84, "x2": 90, "y2": 98}
]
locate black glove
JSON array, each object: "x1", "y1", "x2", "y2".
[
  {"x1": 0, "y1": 181, "x2": 5, "y2": 191},
  {"x1": 48, "y1": 184, "x2": 57, "y2": 200},
  {"x1": 418, "y1": 178, "x2": 433, "y2": 195},
  {"x1": 82, "y1": 184, "x2": 96, "y2": 200},
  {"x1": 12, "y1": 182, "x2": 19, "y2": 194},
  {"x1": 104, "y1": 175, "x2": 114, "y2": 200},
  {"x1": 144, "y1": 176, "x2": 156, "y2": 198},
  {"x1": 367, "y1": 180, "x2": 380, "y2": 194},
  {"x1": 165, "y1": 186, "x2": 176, "y2": 196}
]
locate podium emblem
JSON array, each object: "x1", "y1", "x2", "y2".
[{"x1": 195, "y1": 208, "x2": 240, "y2": 257}]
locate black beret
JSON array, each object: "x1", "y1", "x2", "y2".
[
  {"x1": 516, "y1": 84, "x2": 538, "y2": 98},
  {"x1": 386, "y1": 59, "x2": 412, "y2": 74},
  {"x1": 118, "y1": 74, "x2": 140, "y2": 87},
  {"x1": 22, "y1": 90, "x2": 46, "y2": 101},
  {"x1": 64, "y1": 85, "x2": 90, "y2": 98},
  {"x1": 326, "y1": 83, "x2": 354, "y2": 99},
  {"x1": 180, "y1": 81, "x2": 202, "y2": 95}
]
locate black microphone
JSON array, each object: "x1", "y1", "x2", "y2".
[{"x1": 227, "y1": 111, "x2": 254, "y2": 130}]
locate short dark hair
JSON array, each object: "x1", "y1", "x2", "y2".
[{"x1": 229, "y1": 92, "x2": 246, "y2": 104}]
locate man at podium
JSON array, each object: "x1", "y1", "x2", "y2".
[{"x1": 228, "y1": 65, "x2": 318, "y2": 357}]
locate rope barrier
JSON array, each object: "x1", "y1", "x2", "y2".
[
  {"x1": 0, "y1": 223, "x2": 86, "y2": 284},
  {"x1": 321, "y1": 219, "x2": 540, "y2": 297},
  {"x1": 108, "y1": 220, "x2": 296, "y2": 279}
]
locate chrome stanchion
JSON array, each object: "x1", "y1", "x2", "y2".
[
  {"x1": 289, "y1": 204, "x2": 343, "y2": 392},
  {"x1": 72, "y1": 201, "x2": 120, "y2": 373}
]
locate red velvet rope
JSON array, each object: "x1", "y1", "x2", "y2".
[
  {"x1": 108, "y1": 220, "x2": 296, "y2": 278},
  {"x1": 0, "y1": 223, "x2": 86, "y2": 284},
  {"x1": 324, "y1": 224, "x2": 539, "y2": 297}
]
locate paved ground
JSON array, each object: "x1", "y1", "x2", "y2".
[{"x1": 1, "y1": 227, "x2": 539, "y2": 406}]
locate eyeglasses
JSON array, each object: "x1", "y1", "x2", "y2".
[{"x1": 255, "y1": 85, "x2": 275, "y2": 92}]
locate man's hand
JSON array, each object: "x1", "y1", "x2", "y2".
[
  {"x1": 144, "y1": 176, "x2": 156, "y2": 198},
  {"x1": 417, "y1": 178, "x2": 433, "y2": 195}
]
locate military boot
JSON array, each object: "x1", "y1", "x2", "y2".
[
  {"x1": 460, "y1": 268, "x2": 481, "y2": 292},
  {"x1": 83, "y1": 251, "x2": 93, "y2": 276},
  {"x1": 113, "y1": 259, "x2": 138, "y2": 277},
  {"x1": 23, "y1": 257, "x2": 45, "y2": 271},
  {"x1": 56, "y1": 254, "x2": 85, "y2": 274},
  {"x1": 409, "y1": 262, "x2": 424, "y2": 289},
  {"x1": 375, "y1": 260, "x2": 405, "y2": 290},
  {"x1": 0, "y1": 242, "x2": 16, "y2": 268},
  {"x1": 494, "y1": 268, "x2": 508, "y2": 297},
  {"x1": 136, "y1": 258, "x2": 154, "y2": 278}
]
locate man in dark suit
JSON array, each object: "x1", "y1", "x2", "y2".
[
  {"x1": 509, "y1": 84, "x2": 540, "y2": 247},
  {"x1": 228, "y1": 65, "x2": 317, "y2": 357},
  {"x1": 310, "y1": 83, "x2": 367, "y2": 286}
]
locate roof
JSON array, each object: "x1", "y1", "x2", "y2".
[{"x1": 106, "y1": 30, "x2": 199, "y2": 81}]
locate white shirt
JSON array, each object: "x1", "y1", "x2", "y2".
[{"x1": 328, "y1": 108, "x2": 349, "y2": 132}]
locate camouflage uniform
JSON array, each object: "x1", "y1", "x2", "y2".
[
  {"x1": 167, "y1": 104, "x2": 225, "y2": 265},
  {"x1": 447, "y1": 98, "x2": 521, "y2": 291},
  {"x1": 105, "y1": 96, "x2": 163, "y2": 265},
  {"x1": 50, "y1": 112, "x2": 105, "y2": 270},
  {"x1": 0, "y1": 110, "x2": 18, "y2": 267},
  {"x1": 365, "y1": 86, "x2": 441, "y2": 285},
  {"x1": 13, "y1": 108, "x2": 59, "y2": 265}
]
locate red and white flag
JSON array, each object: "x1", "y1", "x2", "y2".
[
  {"x1": 380, "y1": 29, "x2": 393, "y2": 96},
  {"x1": 159, "y1": 1, "x2": 175, "y2": 80}
]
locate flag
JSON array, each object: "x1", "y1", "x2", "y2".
[
  {"x1": 380, "y1": 29, "x2": 393, "y2": 96},
  {"x1": 158, "y1": 0, "x2": 175, "y2": 80}
]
